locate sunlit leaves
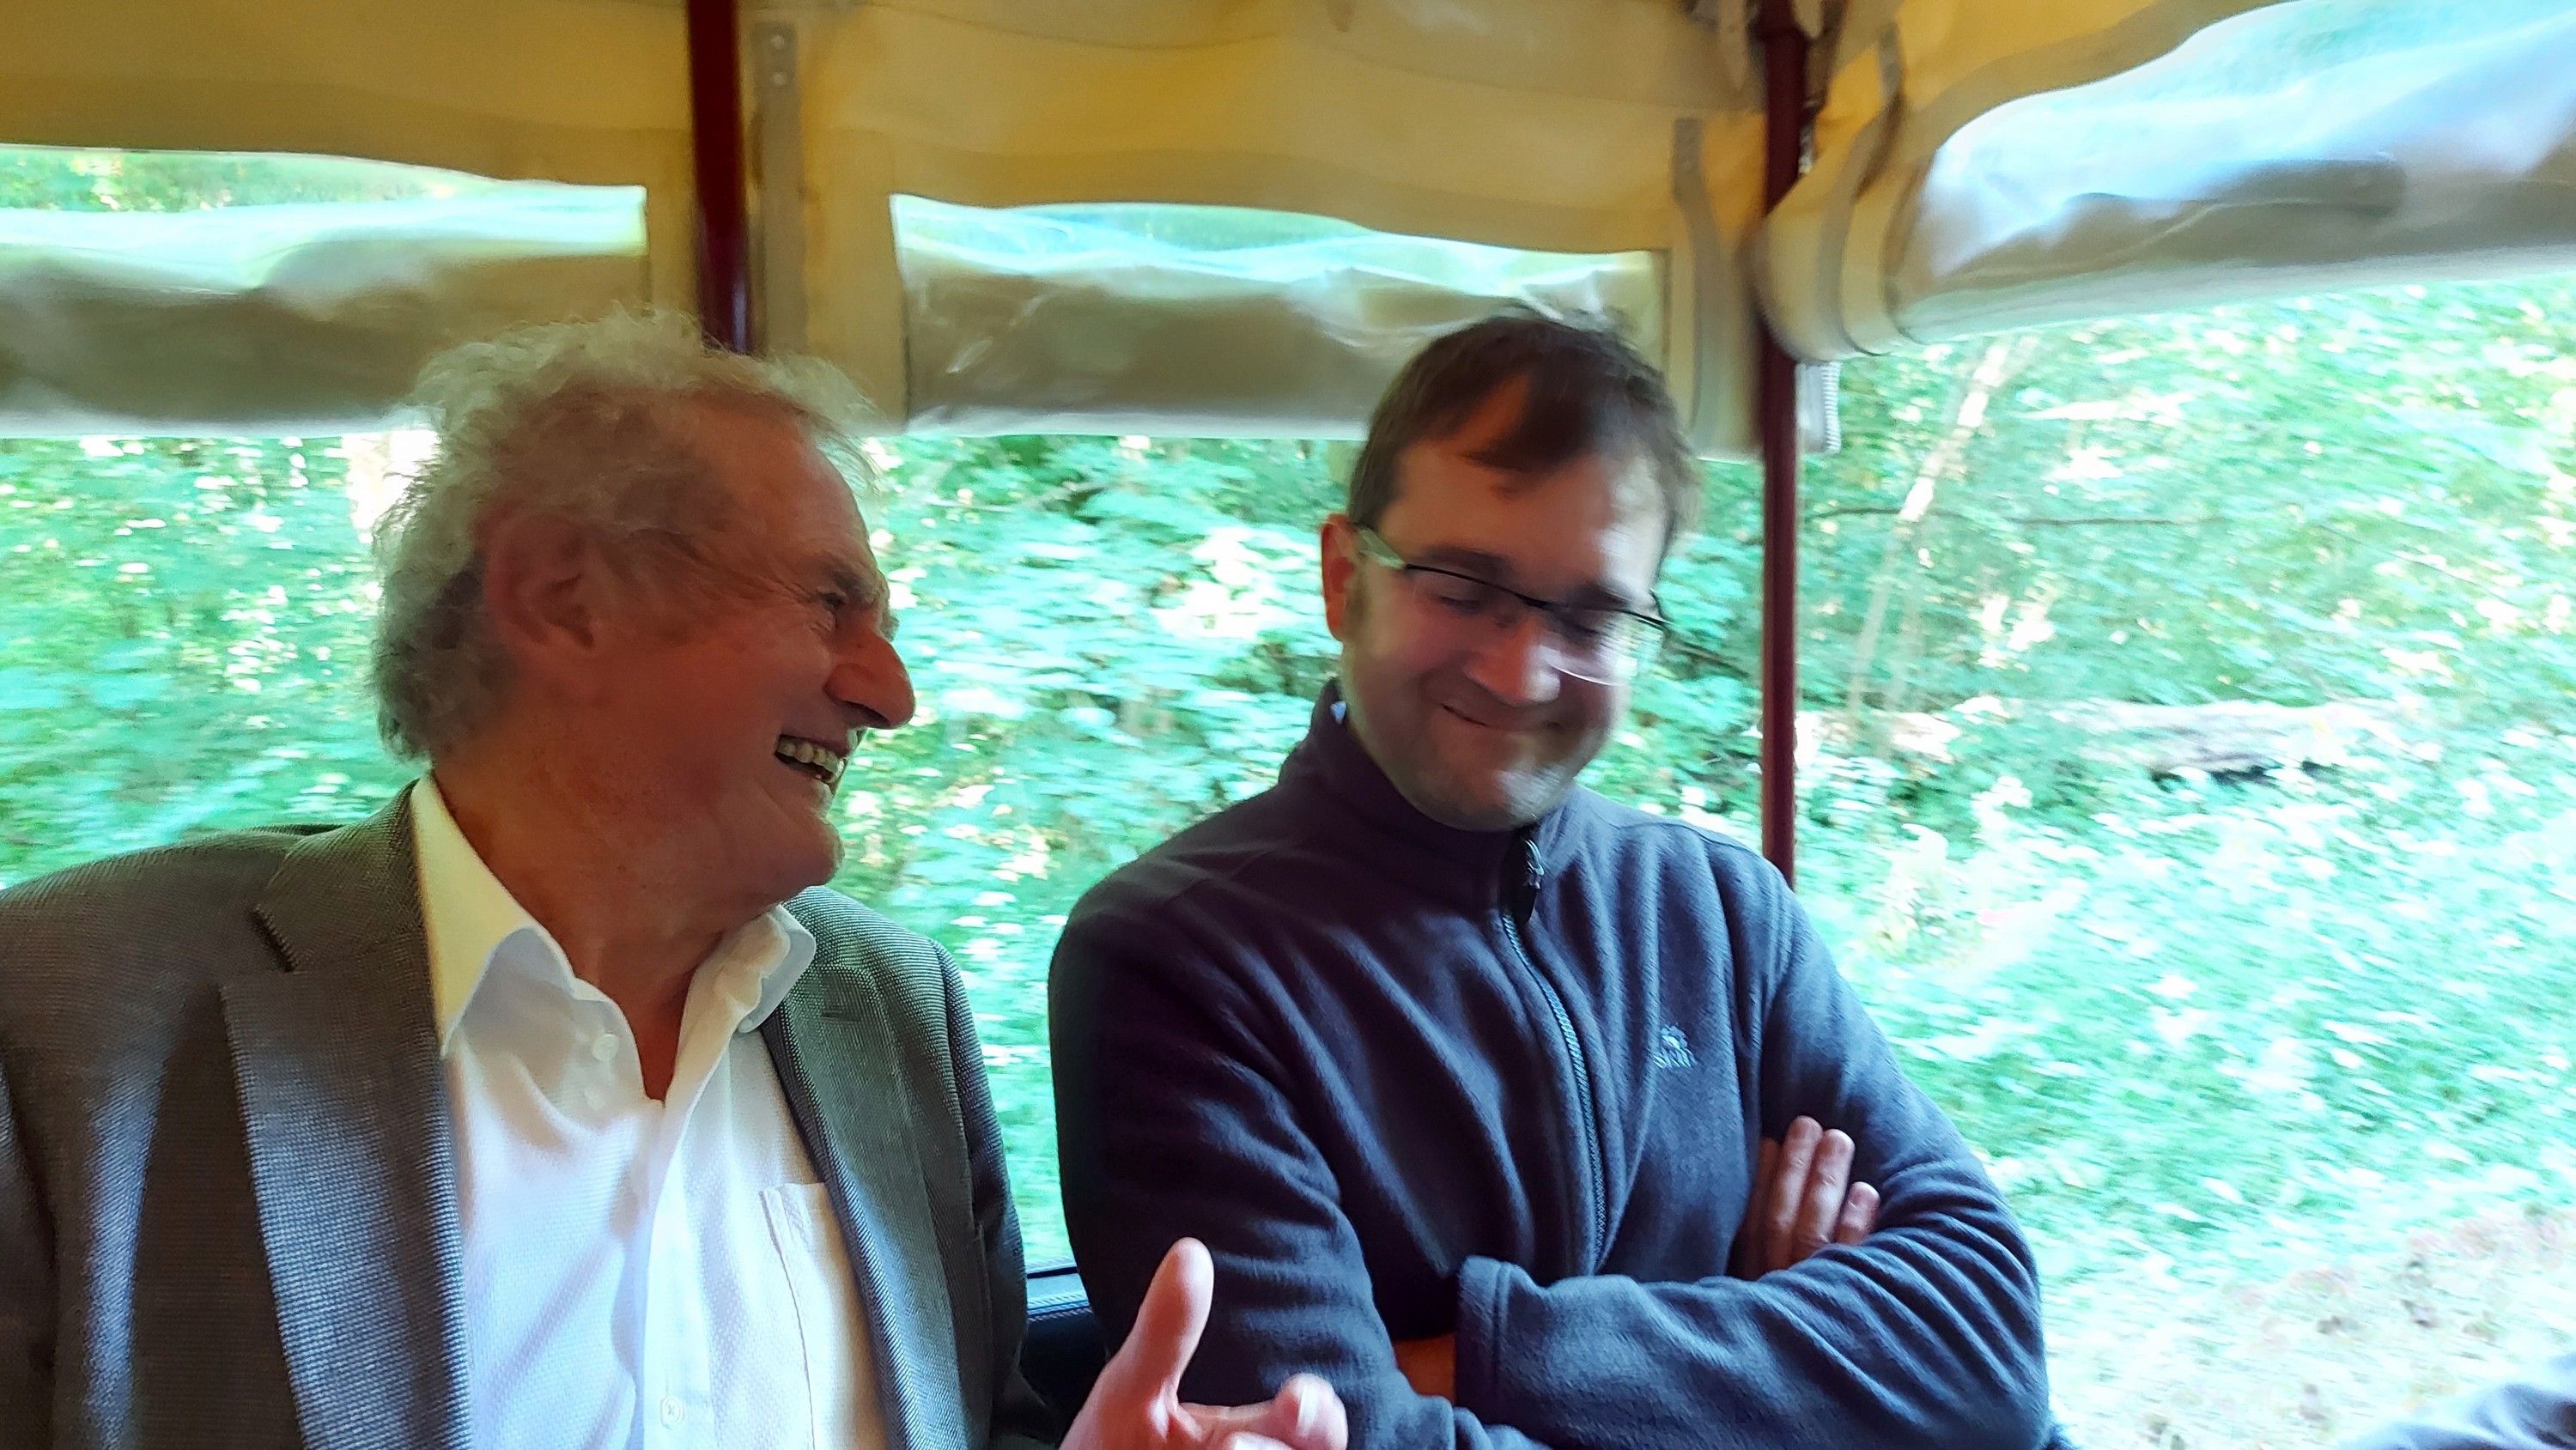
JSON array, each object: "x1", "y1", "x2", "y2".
[
  {"x1": 3, "y1": 272, "x2": 2571, "y2": 1280},
  {"x1": 0, "y1": 435, "x2": 402, "y2": 875}
]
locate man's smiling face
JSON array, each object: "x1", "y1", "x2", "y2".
[
  {"x1": 1322, "y1": 381, "x2": 1666, "y2": 833},
  {"x1": 590, "y1": 399, "x2": 914, "y2": 907}
]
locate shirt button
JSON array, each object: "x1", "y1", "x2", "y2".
[
  {"x1": 659, "y1": 1396, "x2": 683, "y2": 1428},
  {"x1": 591, "y1": 1034, "x2": 617, "y2": 1062}
]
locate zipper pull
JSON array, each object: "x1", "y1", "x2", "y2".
[{"x1": 1507, "y1": 830, "x2": 1546, "y2": 924}]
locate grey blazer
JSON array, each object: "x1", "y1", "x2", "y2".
[{"x1": 0, "y1": 791, "x2": 1055, "y2": 1450}]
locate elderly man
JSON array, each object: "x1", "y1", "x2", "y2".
[
  {"x1": 0, "y1": 313, "x2": 1341, "y2": 1450},
  {"x1": 1051, "y1": 310, "x2": 2054, "y2": 1449}
]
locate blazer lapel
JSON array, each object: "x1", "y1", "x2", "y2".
[
  {"x1": 766, "y1": 979, "x2": 965, "y2": 1450},
  {"x1": 226, "y1": 788, "x2": 471, "y2": 1450}
]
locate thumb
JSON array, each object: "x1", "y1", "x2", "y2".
[{"x1": 1104, "y1": 1237, "x2": 1214, "y2": 1404}]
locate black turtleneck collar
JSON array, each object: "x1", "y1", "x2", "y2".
[{"x1": 1276, "y1": 681, "x2": 1580, "y2": 914}]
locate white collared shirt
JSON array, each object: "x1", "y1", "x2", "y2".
[{"x1": 411, "y1": 778, "x2": 885, "y2": 1450}]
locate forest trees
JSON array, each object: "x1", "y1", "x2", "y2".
[{"x1": 3, "y1": 228, "x2": 2573, "y2": 1289}]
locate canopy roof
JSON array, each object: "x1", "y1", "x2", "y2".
[{"x1": 4, "y1": 0, "x2": 2571, "y2": 447}]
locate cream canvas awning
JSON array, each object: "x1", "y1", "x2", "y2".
[
  {"x1": 3, "y1": 0, "x2": 2573, "y2": 447},
  {"x1": 1762, "y1": 0, "x2": 2576, "y2": 359}
]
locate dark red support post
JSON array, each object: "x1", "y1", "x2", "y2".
[
  {"x1": 686, "y1": 0, "x2": 754, "y2": 352},
  {"x1": 1755, "y1": 0, "x2": 1809, "y2": 885}
]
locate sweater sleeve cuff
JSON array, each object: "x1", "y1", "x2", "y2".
[{"x1": 1454, "y1": 1253, "x2": 1517, "y2": 1417}]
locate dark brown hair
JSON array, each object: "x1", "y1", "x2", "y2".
[{"x1": 1346, "y1": 307, "x2": 1701, "y2": 557}]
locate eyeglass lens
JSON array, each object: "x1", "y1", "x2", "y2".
[{"x1": 1405, "y1": 573, "x2": 1654, "y2": 682}]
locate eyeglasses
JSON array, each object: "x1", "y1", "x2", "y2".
[{"x1": 1352, "y1": 527, "x2": 1668, "y2": 684}]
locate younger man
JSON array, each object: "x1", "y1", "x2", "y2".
[{"x1": 1052, "y1": 312, "x2": 2053, "y2": 1449}]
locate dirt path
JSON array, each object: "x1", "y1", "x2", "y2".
[{"x1": 2050, "y1": 1209, "x2": 2576, "y2": 1447}]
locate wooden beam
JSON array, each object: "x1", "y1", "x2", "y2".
[
  {"x1": 1755, "y1": 0, "x2": 1810, "y2": 884},
  {"x1": 685, "y1": 0, "x2": 753, "y2": 352}
]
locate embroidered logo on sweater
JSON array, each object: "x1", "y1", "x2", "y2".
[{"x1": 1653, "y1": 1024, "x2": 1696, "y2": 1070}]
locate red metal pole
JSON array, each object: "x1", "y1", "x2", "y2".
[
  {"x1": 1756, "y1": 0, "x2": 1808, "y2": 886},
  {"x1": 686, "y1": 0, "x2": 754, "y2": 352}
]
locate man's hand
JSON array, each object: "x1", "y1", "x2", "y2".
[
  {"x1": 1392, "y1": 1333, "x2": 1455, "y2": 1400},
  {"x1": 1065, "y1": 1239, "x2": 1348, "y2": 1450},
  {"x1": 1735, "y1": 1115, "x2": 1880, "y2": 1277},
  {"x1": 1397, "y1": 1118, "x2": 1878, "y2": 1404}
]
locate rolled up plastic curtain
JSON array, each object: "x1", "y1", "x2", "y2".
[
  {"x1": 1763, "y1": 0, "x2": 2576, "y2": 360},
  {"x1": 894, "y1": 197, "x2": 1664, "y2": 440},
  {"x1": 7, "y1": 0, "x2": 1754, "y2": 446},
  {"x1": 790, "y1": 0, "x2": 1765, "y2": 453},
  {"x1": 0, "y1": 0, "x2": 693, "y2": 435},
  {"x1": 0, "y1": 186, "x2": 647, "y2": 437}
]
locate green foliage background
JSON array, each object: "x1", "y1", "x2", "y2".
[{"x1": 3, "y1": 148, "x2": 2571, "y2": 1284}]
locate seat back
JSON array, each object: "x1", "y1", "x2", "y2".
[{"x1": 1021, "y1": 1263, "x2": 1107, "y2": 1417}]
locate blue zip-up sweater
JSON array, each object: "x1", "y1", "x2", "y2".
[{"x1": 1050, "y1": 688, "x2": 2051, "y2": 1450}]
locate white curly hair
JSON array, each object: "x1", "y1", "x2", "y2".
[{"x1": 370, "y1": 309, "x2": 873, "y2": 761}]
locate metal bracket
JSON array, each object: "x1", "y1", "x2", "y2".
[{"x1": 752, "y1": 18, "x2": 807, "y2": 351}]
